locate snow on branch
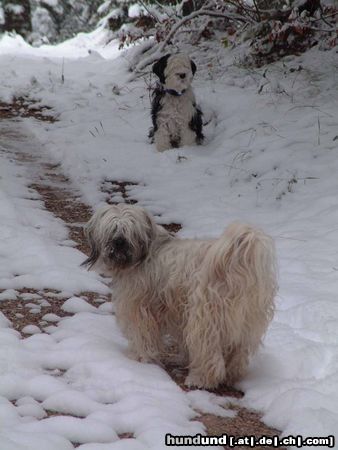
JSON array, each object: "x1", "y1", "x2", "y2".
[
  {"x1": 132, "y1": 1, "x2": 255, "y2": 72},
  {"x1": 158, "y1": 6, "x2": 252, "y2": 53},
  {"x1": 130, "y1": 0, "x2": 337, "y2": 72}
]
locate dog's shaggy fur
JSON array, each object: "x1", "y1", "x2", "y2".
[
  {"x1": 83, "y1": 204, "x2": 277, "y2": 389},
  {"x1": 149, "y1": 53, "x2": 204, "y2": 152}
]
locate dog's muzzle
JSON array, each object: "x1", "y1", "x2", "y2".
[{"x1": 108, "y1": 237, "x2": 132, "y2": 266}]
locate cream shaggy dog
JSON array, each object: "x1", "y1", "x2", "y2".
[
  {"x1": 149, "y1": 53, "x2": 204, "y2": 152},
  {"x1": 82, "y1": 204, "x2": 277, "y2": 389}
]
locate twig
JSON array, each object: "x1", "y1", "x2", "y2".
[
  {"x1": 287, "y1": 105, "x2": 334, "y2": 117},
  {"x1": 100, "y1": 121, "x2": 105, "y2": 134},
  {"x1": 133, "y1": 54, "x2": 159, "y2": 74},
  {"x1": 308, "y1": 25, "x2": 337, "y2": 32},
  {"x1": 252, "y1": 0, "x2": 262, "y2": 21},
  {"x1": 317, "y1": 115, "x2": 321, "y2": 146},
  {"x1": 138, "y1": 0, "x2": 161, "y2": 23},
  {"x1": 275, "y1": 235, "x2": 307, "y2": 242},
  {"x1": 61, "y1": 58, "x2": 65, "y2": 84},
  {"x1": 152, "y1": 0, "x2": 179, "y2": 19},
  {"x1": 158, "y1": 7, "x2": 251, "y2": 53},
  {"x1": 312, "y1": 11, "x2": 338, "y2": 23}
]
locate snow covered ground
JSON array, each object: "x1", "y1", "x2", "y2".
[{"x1": 0, "y1": 28, "x2": 338, "y2": 448}]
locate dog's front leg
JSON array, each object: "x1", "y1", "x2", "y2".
[
  {"x1": 125, "y1": 332, "x2": 162, "y2": 364},
  {"x1": 154, "y1": 125, "x2": 172, "y2": 152},
  {"x1": 118, "y1": 302, "x2": 164, "y2": 364}
]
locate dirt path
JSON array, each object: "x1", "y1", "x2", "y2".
[{"x1": 0, "y1": 103, "x2": 284, "y2": 449}]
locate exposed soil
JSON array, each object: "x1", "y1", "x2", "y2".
[
  {"x1": 0, "y1": 97, "x2": 57, "y2": 122},
  {"x1": 101, "y1": 179, "x2": 182, "y2": 233},
  {"x1": 197, "y1": 410, "x2": 283, "y2": 449},
  {"x1": 0, "y1": 288, "x2": 108, "y2": 335},
  {"x1": 0, "y1": 104, "x2": 283, "y2": 448},
  {"x1": 30, "y1": 181, "x2": 92, "y2": 255},
  {"x1": 102, "y1": 179, "x2": 139, "y2": 205},
  {"x1": 168, "y1": 368, "x2": 283, "y2": 449}
]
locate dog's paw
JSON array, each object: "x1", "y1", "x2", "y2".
[
  {"x1": 125, "y1": 346, "x2": 161, "y2": 364},
  {"x1": 184, "y1": 372, "x2": 205, "y2": 389},
  {"x1": 139, "y1": 354, "x2": 156, "y2": 364},
  {"x1": 125, "y1": 346, "x2": 142, "y2": 361}
]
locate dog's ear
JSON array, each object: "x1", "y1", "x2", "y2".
[
  {"x1": 81, "y1": 244, "x2": 100, "y2": 269},
  {"x1": 191, "y1": 59, "x2": 197, "y2": 76},
  {"x1": 81, "y1": 226, "x2": 100, "y2": 269},
  {"x1": 142, "y1": 209, "x2": 157, "y2": 241},
  {"x1": 152, "y1": 54, "x2": 171, "y2": 84},
  {"x1": 81, "y1": 209, "x2": 108, "y2": 269}
]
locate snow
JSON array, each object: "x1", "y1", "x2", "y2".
[
  {"x1": 22, "y1": 325, "x2": 42, "y2": 335},
  {"x1": 0, "y1": 128, "x2": 107, "y2": 294},
  {"x1": 0, "y1": 28, "x2": 337, "y2": 448},
  {"x1": 4, "y1": 4, "x2": 24, "y2": 15},
  {"x1": 98, "y1": 1, "x2": 113, "y2": 16},
  {"x1": 62, "y1": 297, "x2": 98, "y2": 313},
  {"x1": 42, "y1": 0, "x2": 59, "y2": 6},
  {"x1": 18, "y1": 416, "x2": 119, "y2": 445},
  {"x1": 128, "y1": 5, "x2": 146, "y2": 18},
  {"x1": 0, "y1": 289, "x2": 18, "y2": 300},
  {"x1": 0, "y1": 27, "x2": 120, "y2": 59},
  {"x1": 42, "y1": 313, "x2": 62, "y2": 322},
  {"x1": 0, "y1": 312, "x2": 12, "y2": 328},
  {"x1": 0, "y1": 309, "x2": 205, "y2": 449},
  {"x1": 16, "y1": 397, "x2": 47, "y2": 420},
  {"x1": 186, "y1": 390, "x2": 238, "y2": 419}
]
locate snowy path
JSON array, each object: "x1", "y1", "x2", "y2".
[
  {"x1": 0, "y1": 118, "x2": 284, "y2": 449},
  {"x1": 0, "y1": 120, "x2": 199, "y2": 450}
]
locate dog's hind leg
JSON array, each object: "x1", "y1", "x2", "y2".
[
  {"x1": 180, "y1": 127, "x2": 197, "y2": 148},
  {"x1": 224, "y1": 347, "x2": 249, "y2": 385},
  {"x1": 189, "y1": 106, "x2": 204, "y2": 145},
  {"x1": 185, "y1": 350, "x2": 226, "y2": 389},
  {"x1": 183, "y1": 291, "x2": 227, "y2": 389}
]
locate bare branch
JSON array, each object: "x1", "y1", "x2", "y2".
[
  {"x1": 138, "y1": 1, "x2": 161, "y2": 23},
  {"x1": 312, "y1": 11, "x2": 338, "y2": 24},
  {"x1": 225, "y1": 0, "x2": 257, "y2": 20},
  {"x1": 152, "y1": 0, "x2": 180, "y2": 19},
  {"x1": 158, "y1": 7, "x2": 251, "y2": 53},
  {"x1": 252, "y1": 0, "x2": 262, "y2": 21}
]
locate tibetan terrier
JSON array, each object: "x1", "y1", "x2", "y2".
[
  {"x1": 82, "y1": 204, "x2": 277, "y2": 389},
  {"x1": 149, "y1": 53, "x2": 204, "y2": 152}
]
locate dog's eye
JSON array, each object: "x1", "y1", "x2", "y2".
[{"x1": 178, "y1": 73, "x2": 186, "y2": 79}]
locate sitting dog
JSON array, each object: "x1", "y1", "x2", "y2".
[
  {"x1": 82, "y1": 204, "x2": 277, "y2": 389},
  {"x1": 149, "y1": 53, "x2": 204, "y2": 152}
]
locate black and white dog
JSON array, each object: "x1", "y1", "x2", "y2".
[{"x1": 149, "y1": 53, "x2": 204, "y2": 152}]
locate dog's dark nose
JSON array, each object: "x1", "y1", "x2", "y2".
[
  {"x1": 179, "y1": 73, "x2": 186, "y2": 79},
  {"x1": 113, "y1": 237, "x2": 127, "y2": 249}
]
